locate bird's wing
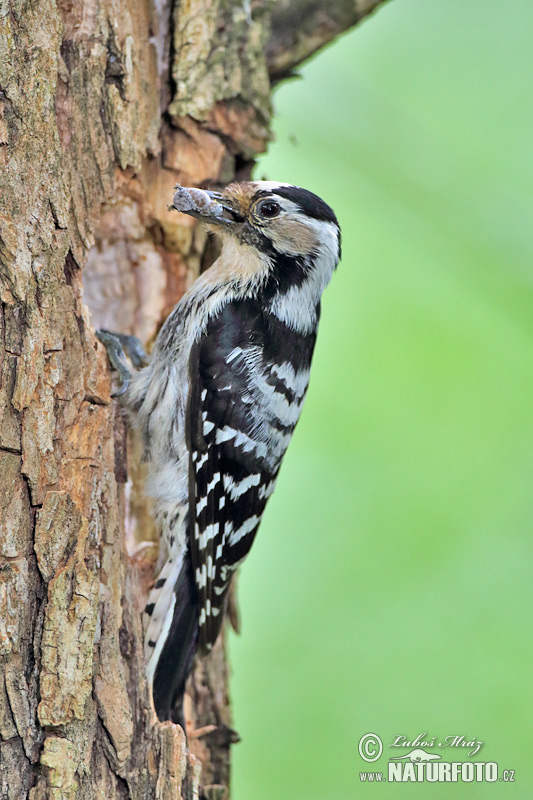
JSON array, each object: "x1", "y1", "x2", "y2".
[{"x1": 186, "y1": 303, "x2": 278, "y2": 653}]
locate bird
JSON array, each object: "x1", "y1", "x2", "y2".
[{"x1": 97, "y1": 180, "x2": 341, "y2": 725}]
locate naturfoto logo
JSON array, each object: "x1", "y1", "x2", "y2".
[{"x1": 358, "y1": 733, "x2": 515, "y2": 784}]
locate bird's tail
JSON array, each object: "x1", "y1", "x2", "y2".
[{"x1": 144, "y1": 551, "x2": 198, "y2": 724}]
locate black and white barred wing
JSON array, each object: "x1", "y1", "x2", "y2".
[
  {"x1": 186, "y1": 301, "x2": 313, "y2": 653},
  {"x1": 186, "y1": 357, "x2": 273, "y2": 652},
  {"x1": 188, "y1": 435, "x2": 273, "y2": 654}
]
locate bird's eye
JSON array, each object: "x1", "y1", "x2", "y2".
[{"x1": 257, "y1": 200, "x2": 281, "y2": 219}]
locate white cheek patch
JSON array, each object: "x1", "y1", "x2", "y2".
[
  {"x1": 267, "y1": 217, "x2": 339, "y2": 330},
  {"x1": 267, "y1": 218, "x2": 319, "y2": 257},
  {"x1": 258, "y1": 198, "x2": 339, "y2": 261}
]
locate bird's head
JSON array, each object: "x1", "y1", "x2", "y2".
[
  {"x1": 172, "y1": 180, "x2": 341, "y2": 265},
  {"x1": 171, "y1": 182, "x2": 341, "y2": 325}
]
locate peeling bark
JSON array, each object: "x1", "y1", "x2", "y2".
[{"x1": 0, "y1": 0, "x2": 387, "y2": 797}]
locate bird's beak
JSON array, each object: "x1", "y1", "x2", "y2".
[{"x1": 170, "y1": 186, "x2": 242, "y2": 228}]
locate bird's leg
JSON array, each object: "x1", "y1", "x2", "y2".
[{"x1": 97, "y1": 329, "x2": 149, "y2": 397}]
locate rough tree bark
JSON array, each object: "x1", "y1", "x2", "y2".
[{"x1": 0, "y1": 1, "x2": 386, "y2": 797}]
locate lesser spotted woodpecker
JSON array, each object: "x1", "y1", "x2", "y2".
[{"x1": 98, "y1": 181, "x2": 341, "y2": 724}]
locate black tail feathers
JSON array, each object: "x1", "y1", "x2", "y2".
[{"x1": 152, "y1": 554, "x2": 198, "y2": 726}]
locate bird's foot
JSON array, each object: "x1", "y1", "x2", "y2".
[
  {"x1": 113, "y1": 332, "x2": 150, "y2": 369},
  {"x1": 96, "y1": 329, "x2": 148, "y2": 397}
]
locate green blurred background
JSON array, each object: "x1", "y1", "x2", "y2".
[{"x1": 230, "y1": 1, "x2": 533, "y2": 797}]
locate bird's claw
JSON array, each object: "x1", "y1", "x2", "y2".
[
  {"x1": 96, "y1": 329, "x2": 146, "y2": 398},
  {"x1": 113, "y1": 332, "x2": 150, "y2": 369}
]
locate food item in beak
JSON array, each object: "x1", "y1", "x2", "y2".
[{"x1": 172, "y1": 186, "x2": 224, "y2": 220}]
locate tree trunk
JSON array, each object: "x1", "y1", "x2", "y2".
[{"x1": 0, "y1": 1, "x2": 386, "y2": 797}]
